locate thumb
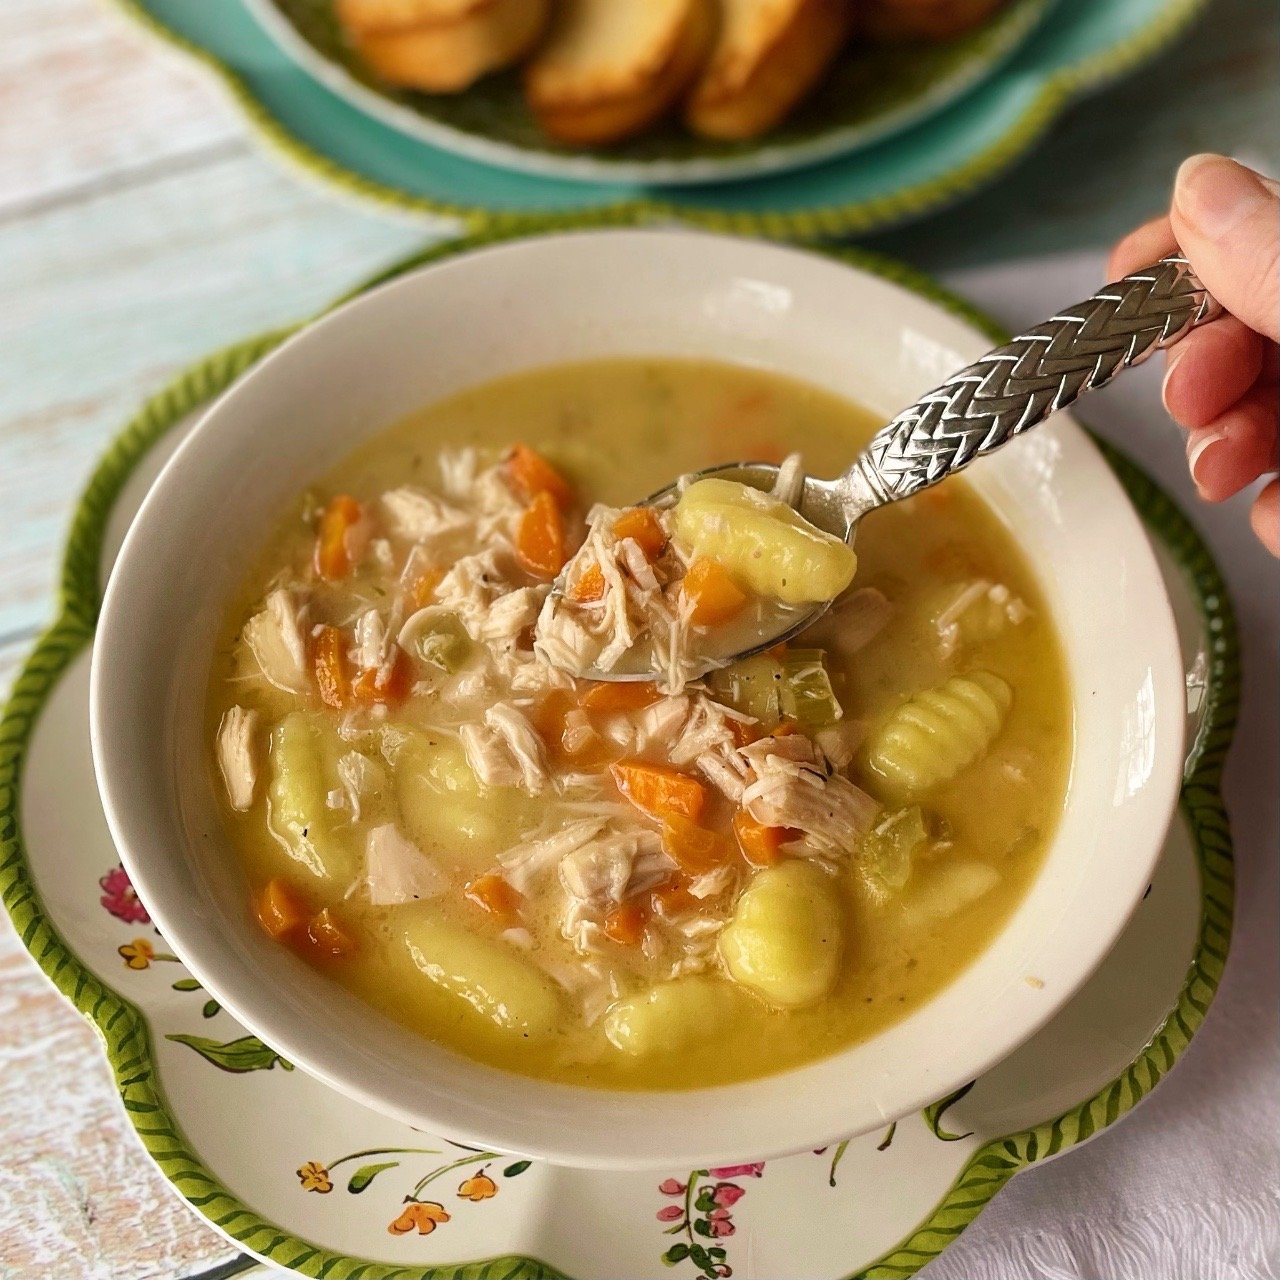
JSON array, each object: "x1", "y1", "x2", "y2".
[{"x1": 1170, "y1": 154, "x2": 1280, "y2": 343}]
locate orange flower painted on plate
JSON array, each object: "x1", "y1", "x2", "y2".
[
  {"x1": 457, "y1": 1170, "x2": 498, "y2": 1201},
  {"x1": 296, "y1": 1161, "x2": 332, "y2": 1193},
  {"x1": 388, "y1": 1201, "x2": 450, "y2": 1235},
  {"x1": 118, "y1": 938, "x2": 155, "y2": 969}
]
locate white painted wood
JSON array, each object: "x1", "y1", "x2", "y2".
[
  {"x1": 0, "y1": 151, "x2": 422, "y2": 639},
  {"x1": 0, "y1": 0, "x2": 244, "y2": 218},
  {"x1": 0, "y1": 638, "x2": 241, "y2": 1278}
]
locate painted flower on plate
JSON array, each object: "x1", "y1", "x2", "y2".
[
  {"x1": 100, "y1": 865, "x2": 149, "y2": 924},
  {"x1": 296, "y1": 1162, "x2": 332, "y2": 1194},
  {"x1": 118, "y1": 938, "x2": 155, "y2": 969},
  {"x1": 389, "y1": 1201, "x2": 450, "y2": 1235},
  {"x1": 707, "y1": 1163, "x2": 764, "y2": 1179},
  {"x1": 458, "y1": 1171, "x2": 498, "y2": 1201},
  {"x1": 708, "y1": 1207, "x2": 735, "y2": 1237}
]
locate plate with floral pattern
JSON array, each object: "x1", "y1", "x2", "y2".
[{"x1": 0, "y1": 226, "x2": 1236, "y2": 1280}]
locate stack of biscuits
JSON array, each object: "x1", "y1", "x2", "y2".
[{"x1": 334, "y1": 0, "x2": 1011, "y2": 145}]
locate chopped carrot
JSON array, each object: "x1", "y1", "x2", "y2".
[
  {"x1": 603, "y1": 898, "x2": 650, "y2": 946},
  {"x1": 312, "y1": 625, "x2": 350, "y2": 709},
  {"x1": 768, "y1": 719, "x2": 800, "y2": 737},
  {"x1": 315, "y1": 494, "x2": 362, "y2": 581},
  {"x1": 661, "y1": 815, "x2": 735, "y2": 876},
  {"x1": 728, "y1": 717, "x2": 762, "y2": 748},
  {"x1": 408, "y1": 565, "x2": 445, "y2": 610},
  {"x1": 532, "y1": 689, "x2": 575, "y2": 758},
  {"x1": 732, "y1": 811, "x2": 794, "y2": 867},
  {"x1": 255, "y1": 878, "x2": 309, "y2": 941},
  {"x1": 534, "y1": 690, "x2": 617, "y2": 768},
  {"x1": 515, "y1": 491, "x2": 568, "y2": 579},
  {"x1": 306, "y1": 907, "x2": 357, "y2": 959},
  {"x1": 580, "y1": 680, "x2": 661, "y2": 713},
  {"x1": 465, "y1": 873, "x2": 524, "y2": 926},
  {"x1": 612, "y1": 507, "x2": 667, "y2": 559},
  {"x1": 352, "y1": 648, "x2": 414, "y2": 706},
  {"x1": 569, "y1": 562, "x2": 606, "y2": 602},
  {"x1": 649, "y1": 874, "x2": 697, "y2": 917},
  {"x1": 682, "y1": 558, "x2": 748, "y2": 627},
  {"x1": 611, "y1": 760, "x2": 706, "y2": 823},
  {"x1": 507, "y1": 443, "x2": 573, "y2": 507}
]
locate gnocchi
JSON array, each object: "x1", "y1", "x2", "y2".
[
  {"x1": 400, "y1": 906, "x2": 562, "y2": 1039},
  {"x1": 265, "y1": 713, "x2": 358, "y2": 888},
  {"x1": 673, "y1": 477, "x2": 857, "y2": 605},
  {"x1": 864, "y1": 672, "x2": 1012, "y2": 796},
  {"x1": 719, "y1": 861, "x2": 844, "y2": 1008},
  {"x1": 604, "y1": 977, "x2": 744, "y2": 1056}
]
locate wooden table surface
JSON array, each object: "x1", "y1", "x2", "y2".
[{"x1": 1, "y1": 2, "x2": 1276, "y2": 1276}]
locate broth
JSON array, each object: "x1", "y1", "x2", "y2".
[{"x1": 207, "y1": 357, "x2": 1072, "y2": 1089}]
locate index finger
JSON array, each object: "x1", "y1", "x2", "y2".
[{"x1": 1108, "y1": 214, "x2": 1178, "y2": 281}]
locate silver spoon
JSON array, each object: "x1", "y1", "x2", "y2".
[{"x1": 557, "y1": 256, "x2": 1221, "y2": 681}]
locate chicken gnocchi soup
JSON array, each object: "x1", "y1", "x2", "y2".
[{"x1": 208, "y1": 358, "x2": 1071, "y2": 1089}]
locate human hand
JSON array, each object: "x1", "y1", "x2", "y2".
[{"x1": 1109, "y1": 154, "x2": 1279, "y2": 556}]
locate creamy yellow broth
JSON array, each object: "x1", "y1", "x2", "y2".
[{"x1": 207, "y1": 357, "x2": 1072, "y2": 1089}]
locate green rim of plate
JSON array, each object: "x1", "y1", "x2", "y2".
[
  {"x1": 106, "y1": 0, "x2": 1211, "y2": 237},
  {"x1": 0, "y1": 224, "x2": 1237, "y2": 1280}
]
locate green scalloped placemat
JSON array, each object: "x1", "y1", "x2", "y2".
[
  {"x1": 0, "y1": 223, "x2": 1237, "y2": 1280},
  {"x1": 110, "y1": 0, "x2": 1211, "y2": 237}
]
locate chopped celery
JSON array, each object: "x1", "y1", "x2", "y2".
[
  {"x1": 401, "y1": 610, "x2": 470, "y2": 672},
  {"x1": 779, "y1": 649, "x2": 842, "y2": 730},
  {"x1": 857, "y1": 806, "x2": 930, "y2": 902},
  {"x1": 708, "y1": 653, "x2": 783, "y2": 723}
]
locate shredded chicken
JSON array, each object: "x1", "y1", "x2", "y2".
[
  {"x1": 354, "y1": 609, "x2": 387, "y2": 672},
  {"x1": 474, "y1": 587, "x2": 544, "y2": 647},
  {"x1": 632, "y1": 695, "x2": 690, "y2": 753},
  {"x1": 697, "y1": 749, "x2": 748, "y2": 802},
  {"x1": 459, "y1": 704, "x2": 549, "y2": 793},
  {"x1": 533, "y1": 503, "x2": 703, "y2": 693},
  {"x1": 435, "y1": 550, "x2": 514, "y2": 641},
  {"x1": 934, "y1": 579, "x2": 1028, "y2": 659},
  {"x1": 335, "y1": 750, "x2": 382, "y2": 821},
  {"x1": 499, "y1": 819, "x2": 608, "y2": 894},
  {"x1": 379, "y1": 487, "x2": 471, "y2": 547},
  {"x1": 558, "y1": 828, "x2": 668, "y2": 906},
  {"x1": 365, "y1": 824, "x2": 450, "y2": 905},
  {"x1": 739, "y1": 735, "x2": 880, "y2": 856},
  {"x1": 242, "y1": 589, "x2": 309, "y2": 692},
  {"x1": 815, "y1": 721, "x2": 867, "y2": 772},
  {"x1": 216, "y1": 706, "x2": 259, "y2": 811},
  {"x1": 437, "y1": 447, "x2": 478, "y2": 500},
  {"x1": 770, "y1": 452, "x2": 805, "y2": 508},
  {"x1": 668, "y1": 695, "x2": 747, "y2": 767}
]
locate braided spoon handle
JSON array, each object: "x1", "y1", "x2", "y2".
[{"x1": 843, "y1": 257, "x2": 1223, "y2": 517}]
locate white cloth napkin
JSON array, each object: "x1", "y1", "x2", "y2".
[{"x1": 917, "y1": 251, "x2": 1280, "y2": 1280}]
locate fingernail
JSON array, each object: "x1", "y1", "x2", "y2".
[
  {"x1": 1187, "y1": 428, "x2": 1228, "y2": 492},
  {"x1": 1161, "y1": 347, "x2": 1185, "y2": 417},
  {"x1": 1175, "y1": 154, "x2": 1274, "y2": 238}
]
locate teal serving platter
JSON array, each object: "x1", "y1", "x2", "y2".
[{"x1": 114, "y1": 0, "x2": 1210, "y2": 235}]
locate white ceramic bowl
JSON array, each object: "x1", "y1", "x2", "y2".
[{"x1": 91, "y1": 229, "x2": 1185, "y2": 1170}]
